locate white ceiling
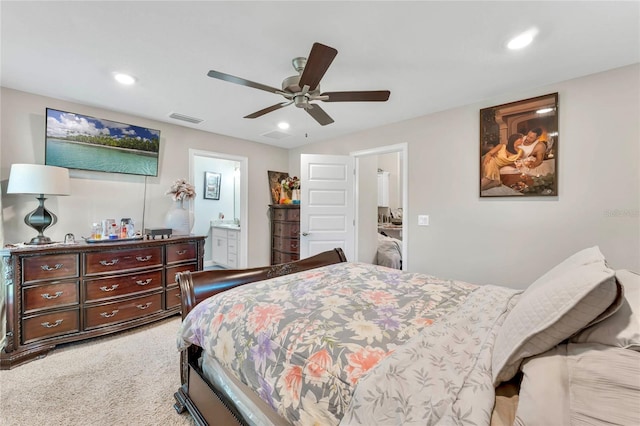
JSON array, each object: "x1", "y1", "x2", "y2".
[{"x1": 2, "y1": 1, "x2": 638, "y2": 149}]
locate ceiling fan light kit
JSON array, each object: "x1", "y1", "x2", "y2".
[{"x1": 207, "y1": 42, "x2": 390, "y2": 126}]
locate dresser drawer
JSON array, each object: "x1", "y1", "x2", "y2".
[
  {"x1": 166, "y1": 242, "x2": 197, "y2": 264},
  {"x1": 84, "y1": 247, "x2": 163, "y2": 275},
  {"x1": 272, "y1": 207, "x2": 300, "y2": 221},
  {"x1": 22, "y1": 309, "x2": 80, "y2": 344},
  {"x1": 84, "y1": 269, "x2": 163, "y2": 303},
  {"x1": 165, "y1": 286, "x2": 182, "y2": 310},
  {"x1": 84, "y1": 293, "x2": 162, "y2": 329},
  {"x1": 272, "y1": 237, "x2": 299, "y2": 253},
  {"x1": 273, "y1": 222, "x2": 300, "y2": 238},
  {"x1": 165, "y1": 262, "x2": 198, "y2": 287},
  {"x1": 23, "y1": 254, "x2": 79, "y2": 283},
  {"x1": 23, "y1": 280, "x2": 79, "y2": 313},
  {"x1": 273, "y1": 250, "x2": 299, "y2": 264}
]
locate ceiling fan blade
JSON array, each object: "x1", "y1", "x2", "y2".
[
  {"x1": 321, "y1": 90, "x2": 390, "y2": 102},
  {"x1": 305, "y1": 104, "x2": 334, "y2": 126},
  {"x1": 298, "y1": 43, "x2": 338, "y2": 92},
  {"x1": 208, "y1": 70, "x2": 282, "y2": 95},
  {"x1": 244, "y1": 102, "x2": 289, "y2": 119}
]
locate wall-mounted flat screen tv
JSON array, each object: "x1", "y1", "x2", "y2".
[{"x1": 45, "y1": 108, "x2": 160, "y2": 176}]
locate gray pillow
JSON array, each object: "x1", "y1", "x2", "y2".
[
  {"x1": 492, "y1": 247, "x2": 619, "y2": 385},
  {"x1": 571, "y1": 269, "x2": 640, "y2": 350}
]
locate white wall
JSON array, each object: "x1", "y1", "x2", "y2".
[
  {"x1": 3, "y1": 65, "x2": 638, "y2": 288},
  {"x1": 0, "y1": 87, "x2": 289, "y2": 267},
  {"x1": 290, "y1": 64, "x2": 640, "y2": 288}
]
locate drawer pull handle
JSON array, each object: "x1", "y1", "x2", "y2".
[
  {"x1": 99, "y1": 259, "x2": 119, "y2": 266},
  {"x1": 136, "y1": 302, "x2": 152, "y2": 310},
  {"x1": 176, "y1": 250, "x2": 187, "y2": 255},
  {"x1": 135, "y1": 279, "x2": 152, "y2": 286},
  {"x1": 41, "y1": 319, "x2": 63, "y2": 328},
  {"x1": 136, "y1": 255, "x2": 152, "y2": 262},
  {"x1": 41, "y1": 263, "x2": 63, "y2": 271},
  {"x1": 100, "y1": 310, "x2": 119, "y2": 318},
  {"x1": 99, "y1": 284, "x2": 119, "y2": 292},
  {"x1": 41, "y1": 291, "x2": 63, "y2": 299}
]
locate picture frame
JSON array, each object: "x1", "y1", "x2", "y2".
[
  {"x1": 480, "y1": 93, "x2": 558, "y2": 197},
  {"x1": 204, "y1": 171, "x2": 221, "y2": 200},
  {"x1": 45, "y1": 107, "x2": 160, "y2": 177},
  {"x1": 267, "y1": 170, "x2": 288, "y2": 204}
]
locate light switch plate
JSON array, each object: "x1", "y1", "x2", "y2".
[{"x1": 418, "y1": 215, "x2": 429, "y2": 226}]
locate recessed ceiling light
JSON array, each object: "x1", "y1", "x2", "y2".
[
  {"x1": 277, "y1": 122, "x2": 290, "y2": 130},
  {"x1": 114, "y1": 72, "x2": 136, "y2": 85},
  {"x1": 507, "y1": 28, "x2": 538, "y2": 50}
]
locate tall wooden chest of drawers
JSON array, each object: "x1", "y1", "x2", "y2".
[
  {"x1": 269, "y1": 205, "x2": 300, "y2": 265},
  {"x1": 0, "y1": 235, "x2": 205, "y2": 369},
  {"x1": 269, "y1": 204, "x2": 300, "y2": 265}
]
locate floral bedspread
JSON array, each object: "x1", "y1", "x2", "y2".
[{"x1": 177, "y1": 262, "x2": 520, "y2": 425}]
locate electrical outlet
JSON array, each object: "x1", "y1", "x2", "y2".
[{"x1": 418, "y1": 215, "x2": 429, "y2": 226}]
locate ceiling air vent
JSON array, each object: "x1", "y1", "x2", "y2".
[
  {"x1": 169, "y1": 112, "x2": 203, "y2": 124},
  {"x1": 262, "y1": 130, "x2": 291, "y2": 139}
]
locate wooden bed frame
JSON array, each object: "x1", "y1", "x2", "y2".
[{"x1": 173, "y1": 248, "x2": 348, "y2": 425}]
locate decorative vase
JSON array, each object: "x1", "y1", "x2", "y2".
[
  {"x1": 292, "y1": 189, "x2": 300, "y2": 204},
  {"x1": 164, "y1": 199, "x2": 192, "y2": 235},
  {"x1": 279, "y1": 183, "x2": 290, "y2": 204}
]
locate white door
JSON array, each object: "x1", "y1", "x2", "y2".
[{"x1": 300, "y1": 154, "x2": 354, "y2": 261}]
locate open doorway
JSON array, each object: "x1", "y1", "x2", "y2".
[
  {"x1": 189, "y1": 149, "x2": 248, "y2": 268},
  {"x1": 352, "y1": 143, "x2": 408, "y2": 270}
]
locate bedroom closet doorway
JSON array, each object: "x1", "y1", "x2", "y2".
[
  {"x1": 189, "y1": 149, "x2": 248, "y2": 269},
  {"x1": 352, "y1": 143, "x2": 408, "y2": 270}
]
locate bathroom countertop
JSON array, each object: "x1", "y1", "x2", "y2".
[{"x1": 210, "y1": 221, "x2": 241, "y2": 231}]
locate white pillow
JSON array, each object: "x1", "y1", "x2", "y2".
[
  {"x1": 529, "y1": 246, "x2": 606, "y2": 287},
  {"x1": 514, "y1": 344, "x2": 570, "y2": 426},
  {"x1": 516, "y1": 343, "x2": 640, "y2": 426},
  {"x1": 492, "y1": 247, "x2": 619, "y2": 385},
  {"x1": 571, "y1": 269, "x2": 640, "y2": 350}
]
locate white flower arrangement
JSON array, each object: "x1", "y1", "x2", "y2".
[{"x1": 166, "y1": 178, "x2": 196, "y2": 202}]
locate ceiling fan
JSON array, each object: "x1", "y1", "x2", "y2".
[{"x1": 207, "y1": 42, "x2": 390, "y2": 126}]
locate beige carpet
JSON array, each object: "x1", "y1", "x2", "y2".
[{"x1": 0, "y1": 317, "x2": 194, "y2": 425}]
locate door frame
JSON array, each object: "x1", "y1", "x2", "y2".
[
  {"x1": 351, "y1": 143, "x2": 408, "y2": 270},
  {"x1": 189, "y1": 149, "x2": 249, "y2": 268}
]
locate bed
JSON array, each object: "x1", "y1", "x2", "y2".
[
  {"x1": 375, "y1": 233, "x2": 402, "y2": 269},
  {"x1": 173, "y1": 246, "x2": 640, "y2": 425}
]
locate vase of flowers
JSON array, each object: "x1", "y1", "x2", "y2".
[
  {"x1": 280, "y1": 176, "x2": 300, "y2": 204},
  {"x1": 164, "y1": 178, "x2": 196, "y2": 235}
]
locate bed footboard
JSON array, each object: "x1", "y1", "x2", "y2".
[{"x1": 174, "y1": 248, "x2": 347, "y2": 425}]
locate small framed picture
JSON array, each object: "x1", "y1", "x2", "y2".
[
  {"x1": 480, "y1": 93, "x2": 558, "y2": 197},
  {"x1": 204, "y1": 171, "x2": 221, "y2": 200}
]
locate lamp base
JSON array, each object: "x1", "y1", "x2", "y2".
[
  {"x1": 25, "y1": 235, "x2": 54, "y2": 245},
  {"x1": 22, "y1": 194, "x2": 59, "y2": 245}
]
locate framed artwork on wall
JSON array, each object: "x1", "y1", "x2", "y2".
[
  {"x1": 204, "y1": 171, "x2": 221, "y2": 200},
  {"x1": 267, "y1": 170, "x2": 288, "y2": 204},
  {"x1": 480, "y1": 93, "x2": 558, "y2": 197}
]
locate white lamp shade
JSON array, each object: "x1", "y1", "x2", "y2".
[{"x1": 7, "y1": 164, "x2": 71, "y2": 196}]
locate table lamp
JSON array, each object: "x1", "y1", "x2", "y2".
[{"x1": 7, "y1": 164, "x2": 71, "y2": 245}]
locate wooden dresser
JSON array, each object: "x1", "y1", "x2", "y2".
[
  {"x1": 269, "y1": 204, "x2": 300, "y2": 265},
  {"x1": 0, "y1": 235, "x2": 205, "y2": 369}
]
